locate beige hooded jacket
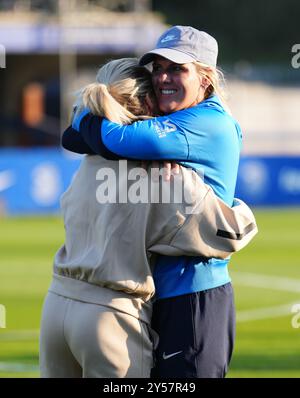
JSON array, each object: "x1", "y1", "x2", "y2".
[{"x1": 51, "y1": 155, "x2": 257, "y2": 323}]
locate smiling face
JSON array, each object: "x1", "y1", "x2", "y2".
[{"x1": 151, "y1": 56, "x2": 206, "y2": 114}]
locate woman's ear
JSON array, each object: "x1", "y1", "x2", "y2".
[{"x1": 201, "y1": 76, "x2": 210, "y2": 90}]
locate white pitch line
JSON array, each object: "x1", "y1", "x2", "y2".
[
  {"x1": 232, "y1": 271, "x2": 300, "y2": 322},
  {"x1": 0, "y1": 362, "x2": 39, "y2": 373},
  {"x1": 0, "y1": 306, "x2": 297, "y2": 374},
  {"x1": 231, "y1": 271, "x2": 300, "y2": 293},
  {"x1": 0, "y1": 272, "x2": 299, "y2": 344},
  {"x1": 236, "y1": 302, "x2": 297, "y2": 323}
]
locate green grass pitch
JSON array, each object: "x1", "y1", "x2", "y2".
[{"x1": 0, "y1": 209, "x2": 300, "y2": 378}]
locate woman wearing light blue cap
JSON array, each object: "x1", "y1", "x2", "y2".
[{"x1": 69, "y1": 25, "x2": 246, "y2": 378}]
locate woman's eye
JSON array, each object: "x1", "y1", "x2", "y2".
[
  {"x1": 171, "y1": 66, "x2": 182, "y2": 72},
  {"x1": 152, "y1": 65, "x2": 161, "y2": 73}
]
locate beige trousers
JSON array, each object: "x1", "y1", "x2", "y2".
[{"x1": 39, "y1": 291, "x2": 153, "y2": 378}]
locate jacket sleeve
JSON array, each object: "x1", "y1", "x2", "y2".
[
  {"x1": 72, "y1": 107, "x2": 190, "y2": 160},
  {"x1": 62, "y1": 126, "x2": 96, "y2": 154},
  {"x1": 147, "y1": 166, "x2": 258, "y2": 259},
  {"x1": 68, "y1": 114, "x2": 123, "y2": 160}
]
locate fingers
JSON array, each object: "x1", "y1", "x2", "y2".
[
  {"x1": 141, "y1": 161, "x2": 180, "y2": 182},
  {"x1": 163, "y1": 161, "x2": 172, "y2": 181},
  {"x1": 164, "y1": 161, "x2": 180, "y2": 181},
  {"x1": 171, "y1": 161, "x2": 180, "y2": 175}
]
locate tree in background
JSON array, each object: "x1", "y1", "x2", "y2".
[{"x1": 152, "y1": 0, "x2": 299, "y2": 65}]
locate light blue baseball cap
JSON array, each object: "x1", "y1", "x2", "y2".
[{"x1": 139, "y1": 25, "x2": 218, "y2": 67}]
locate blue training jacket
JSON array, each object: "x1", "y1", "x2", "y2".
[{"x1": 72, "y1": 95, "x2": 243, "y2": 299}]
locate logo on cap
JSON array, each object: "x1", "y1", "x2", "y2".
[{"x1": 160, "y1": 35, "x2": 176, "y2": 44}]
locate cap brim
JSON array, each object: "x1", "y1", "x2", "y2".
[{"x1": 139, "y1": 48, "x2": 196, "y2": 66}]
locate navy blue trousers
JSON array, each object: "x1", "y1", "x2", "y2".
[{"x1": 151, "y1": 283, "x2": 235, "y2": 378}]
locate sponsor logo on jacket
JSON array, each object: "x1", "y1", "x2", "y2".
[{"x1": 153, "y1": 119, "x2": 177, "y2": 138}]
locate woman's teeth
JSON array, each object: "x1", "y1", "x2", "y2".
[{"x1": 161, "y1": 89, "x2": 176, "y2": 95}]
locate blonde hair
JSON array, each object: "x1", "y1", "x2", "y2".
[
  {"x1": 193, "y1": 61, "x2": 230, "y2": 113},
  {"x1": 75, "y1": 58, "x2": 153, "y2": 124}
]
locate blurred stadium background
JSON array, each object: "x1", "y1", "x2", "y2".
[{"x1": 0, "y1": 0, "x2": 299, "y2": 378}]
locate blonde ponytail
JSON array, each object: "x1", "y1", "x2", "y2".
[
  {"x1": 81, "y1": 82, "x2": 138, "y2": 124},
  {"x1": 74, "y1": 58, "x2": 153, "y2": 124}
]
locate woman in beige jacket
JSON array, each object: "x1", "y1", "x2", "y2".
[{"x1": 39, "y1": 58, "x2": 257, "y2": 378}]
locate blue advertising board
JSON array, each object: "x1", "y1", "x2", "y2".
[
  {"x1": 0, "y1": 149, "x2": 300, "y2": 215},
  {"x1": 236, "y1": 156, "x2": 300, "y2": 206},
  {"x1": 0, "y1": 148, "x2": 81, "y2": 215}
]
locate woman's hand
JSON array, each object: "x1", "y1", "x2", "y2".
[
  {"x1": 162, "y1": 161, "x2": 180, "y2": 181},
  {"x1": 141, "y1": 161, "x2": 180, "y2": 181}
]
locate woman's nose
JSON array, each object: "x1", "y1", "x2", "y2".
[{"x1": 158, "y1": 72, "x2": 171, "y2": 83}]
